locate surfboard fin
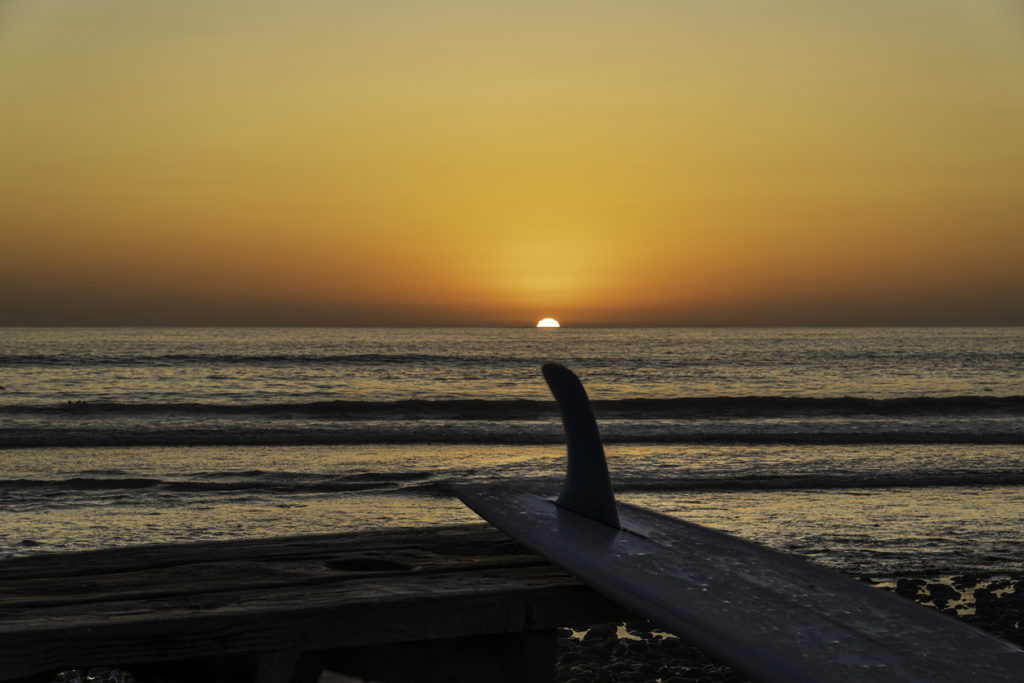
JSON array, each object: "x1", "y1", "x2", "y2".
[{"x1": 542, "y1": 363, "x2": 621, "y2": 529}]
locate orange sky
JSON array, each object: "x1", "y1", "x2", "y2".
[{"x1": 2, "y1": 1, "x2": 1023, "y2": 325}]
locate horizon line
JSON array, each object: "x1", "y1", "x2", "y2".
[{"x1": 4, "y1": 323, "x2": 1024, "y2": 330}]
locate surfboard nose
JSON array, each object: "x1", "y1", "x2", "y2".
[{"x1": 542, "y1": 363, "x2": 621, "y2": 529}]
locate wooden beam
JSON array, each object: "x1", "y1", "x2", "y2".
[{"x1": 0, "y1": 525, "x2": 630, "y2": 681}]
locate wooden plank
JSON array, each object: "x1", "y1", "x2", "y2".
[
  {"x1": 457, "y1": 486, "x2": 1024, "y2": 683},
  {"x1": 0, "y1": 524, "x2": 631, "y2": 681}
]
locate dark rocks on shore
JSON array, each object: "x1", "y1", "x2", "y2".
[
  {"x1": 966, "y1": 578, "x2": 1024, "y2": 648},
  {"x1": 894, "y1": 577, "x2": 924, "y2": 598},
  {"x1": 953, "y1": 573, "x2": 979, "y2": 589},
  {"x1": 557, "y1": 574, "x2": 1023, "y2": 683},
  {"x1": 555, "y1": 623, "x2": 753, "y2": 683},
  {"x1": 925, "y1": 582, "x2": 961, "y2": 609}
]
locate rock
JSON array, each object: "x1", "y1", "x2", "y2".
[
  {"x1": 606, "y1": 661, "x2": 630, "y2": 676},
  {"x1": 926, "y1": 582, "x2": 960, "y2": 609},
  {"x1": 638, "y1": 664, "x2": 662, "y2": 679},
  {"x1": 895, "y1": 577, "x2": 924, "y2": 598},
  {"x1": 94, "y1": 669, "x2": 135, "y2": 683},
  {"x1": 584, "y1": 623, "x2": 618, "y2": 641},
  {"x1": 953, "y1": 573, "x2": 979, "y2": 589},
  {"x1": 50, "y1": 671, "x2": 84, "y2": 683}
]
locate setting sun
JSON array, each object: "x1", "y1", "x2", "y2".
[{"x1": 536, "y1": 318, "x2": 560, "y2": 328}]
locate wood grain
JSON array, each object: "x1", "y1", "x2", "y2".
[{"x1": 0, "y1": 524, "x2": 630, "y2": 681}]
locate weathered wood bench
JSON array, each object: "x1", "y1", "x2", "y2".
[{"x1": 0, "y1": 524, "x2": 631, "y2": 683}]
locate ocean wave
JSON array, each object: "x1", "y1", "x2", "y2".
[
  {"x1": 612, "y1": 472, "x2": 1024, "y2": 492},
  {"x1": 0, "y1": 352, "x2": 531, "y2": 367},
  {"x1": 4, "y1": 350, "x2": 1022, "y2": 368},
  {"x1": 0, "y1": 471, "x2": 433, "y2": 494},
  {"x1": 0, "y1": 398, "x2": 557, "y2": 418},
  {"x1": 2, "y1": 427, "x2": 1022, "y2": 448},
  {"x1": 4, "y1": 395, "x2": 1023, "y2": 419},
  {"x1": 6, "y1": 470, "x2": 1022, "y2": 496}
]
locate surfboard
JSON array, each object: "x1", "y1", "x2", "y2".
[{"x1": 456, "y1": 363, "x2": 1024, "y2": 683}]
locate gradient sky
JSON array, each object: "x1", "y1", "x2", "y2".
[{"x1": 2, "y1": 0, "x2": 1023, "y2": 325}]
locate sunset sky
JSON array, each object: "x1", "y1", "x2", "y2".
[{"x1": 2, "y1": 1, "x2": 1023, "y2": 326}]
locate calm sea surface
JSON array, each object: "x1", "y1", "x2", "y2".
[{"x1": 1, "y1": 327, "x2": 1022, "y2": 577}]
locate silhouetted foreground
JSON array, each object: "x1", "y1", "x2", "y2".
[
  {"x1": 2, "y1": 524, "x2": 1020, "y2": 683},
  {"x1": 553, "y1": 574, "x2": 1023, "y2": 682},
  {"x1": 0, "y1": 525, "x2": 629, "y2": 683}
]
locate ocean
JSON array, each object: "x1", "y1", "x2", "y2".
[{"x1": 1, "y1": 327, "x2": 1022, "y2": 579}]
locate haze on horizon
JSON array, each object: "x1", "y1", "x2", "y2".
[{"x1": 2, "y1": 0, "x2": 1023, "y2": 327}]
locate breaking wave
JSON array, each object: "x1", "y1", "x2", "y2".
[
  {"x1": 4, "y1": 395, "x2": 1023, "y2": 418},
  {"x1": 4, "y1": 470, "x2": 1023, "y2": 497}
]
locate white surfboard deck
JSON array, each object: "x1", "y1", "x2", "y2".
[{"x1": 457, "y1": 485, "x2": 1024, "y2": 683}]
